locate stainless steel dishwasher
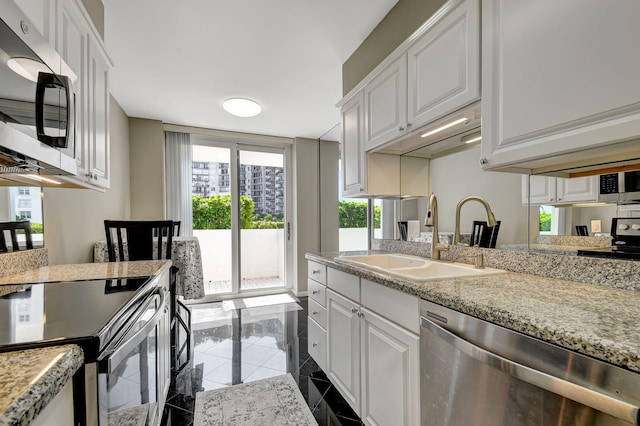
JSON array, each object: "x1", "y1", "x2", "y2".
[{"x1": 420, "y1": 300, "x2": 640, "y2": 425}]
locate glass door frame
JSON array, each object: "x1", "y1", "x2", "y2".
[{"x1": 189, "y1": 137, "x2": 293, "y2": 302}]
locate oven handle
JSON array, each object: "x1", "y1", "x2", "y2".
[
  {"x1": 420, "y1": 316, "x2": 640, "y2": 425},
  {"x1": 101, "y1": 287, "x2": 168, "y2": 374}
]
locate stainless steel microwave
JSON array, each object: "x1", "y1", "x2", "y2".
[
  {"x1": 598, "y1": 170, "x2": 640, "y2": 203},
  {"x1": 0, "y1": 0, "x2": 77, "y2": 175}
]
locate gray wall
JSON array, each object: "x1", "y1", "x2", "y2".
[
  {"x1": 129, "y1": 118, "x2": 166, "y2": 220},
  {"x1": 44, "y1": 96, "x2": 131, "y2": 264},
  {"x1": 342, "y1": 0, "x2": 446, "y2": 95}
]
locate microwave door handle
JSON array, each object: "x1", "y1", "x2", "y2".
[
  {"x1": 102, "y1": 289, "x2": 167, "y2": 373},
  {"x1": 35, "y1": 72, "x2": 69, "y2": 148},
  {"x1": 420, "y1": 316, "x2": 640, "y2": 425}
]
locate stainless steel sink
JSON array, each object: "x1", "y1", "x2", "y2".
[{"x1": 334, "y1": 253, "x2": 506, "y2": 282}]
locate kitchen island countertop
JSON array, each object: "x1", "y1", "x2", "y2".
[
  {"x1": 307, "y1": 251, "x2": 640, "y2": 375},
  {"x1": 0, "y1": 345, "x2": 83, "y2": 426},
  {"x1": 0, "y1": 260, "x2": 170, "y2": 285},
  {"x1": 0, "y1": 260, "x2": 170, "y2": 425}
]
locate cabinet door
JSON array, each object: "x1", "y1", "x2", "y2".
[
  {"x1": 341, "y1": 92, "x2": 365, "y2": 197},
  {"x1": 361, "y1": 308, "x2": 420, "y2": 426},
  {"x1": 481, "y1": 0, "x2": 640, "y2": 171},
  {"x1": 522, "y1": 175, "x2": 556, "y2": 205},
  {"x1": 56, "y1": 0, "x2": 89, "y2": 180},
  {"x1": 556, "y1": 176, "x2": 597, "y2": 204},
  {"x1": 88, "y1": 35, "x2": 110, "y2": 188},
  {"x1": 407, "y1": 0, "x2": 480, "y2": 131},
  {"x1": 364, "y1": 56, "x2": 407, "y2": 151},
  {"x1": 326, "y1": 289, "x2": 361, "y2": 415}
]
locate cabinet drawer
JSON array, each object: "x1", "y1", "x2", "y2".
[
  {"x1": 361, "y1": 279, "x2": 420, "y2": 334},
  {"x1": 308, "y1": 261, "x2": 327, "y2": 284},
  {"x1": 308, "y1": 317, "x2": 327, "y2": 371},
  {"x1": 308, "y1": 279, "x2": 326, "y2": 307},
  {"x1": 327, "y1": 267, "x2": 360, "y2": 302},
  {"x1": 308, "y1": 298, "x2": 327, "y2": 329}
]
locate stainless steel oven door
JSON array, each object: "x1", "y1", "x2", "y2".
[
  {"x1": 419, "y1": 301, "x2": 640, "y2": 426},
  {"x1": 97, "y1": 287, "x2": 168, "y2": 426}
]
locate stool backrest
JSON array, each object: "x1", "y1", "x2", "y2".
[
  {"x1": 0, "y1": 221, "x2": 33, "y2": 253},
  {"x1": 104, "y1": 220, "x2": 174, "y2": 261}
]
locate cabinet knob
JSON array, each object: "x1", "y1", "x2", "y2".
[
  {"x1": 398, "y1": 126, "x2": 405, "y2": 132},
  {"x1": 312, "y1": 311, "x2": 318, "y2": 315},
  {"x1": 479, "y1": 157, "x2": 489, "y2": 166},
  {"x1": 312, "y1": 342, "x2": 318, "y2": 347},
  {"x1": 357, "y1": 311, "x2": 364, "y2": 318},
  {"x1": 312, "y1": 269, "x2": 321, "y2": 274},
  {"x1": 351, "y1": 307, "x2": 358, "y2": 314},
  {"x1": 312, "y1": 290, "x2": 319, "y2": 295},
  {"x1": 406, "y1": 122, "x2": 412, "y2": 129}
]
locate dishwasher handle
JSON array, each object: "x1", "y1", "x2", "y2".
[{"x1": 420, "y1": 316, "x2": 640, "y2": 425}]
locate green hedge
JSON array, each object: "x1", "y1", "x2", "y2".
[
  {"x1": 193, "y1": 195, "x2": 284, "y2": 229},
  {"x1": 339, "y1": 201, "x2": 380, "y2": 228}
]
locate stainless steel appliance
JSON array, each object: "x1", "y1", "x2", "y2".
[
  {"x1": 598, "y1": 170, "x2": 640, "y2": 204},
  {"x1": 0, "y1": 270, "x2": 170, "y2": 426},
  {"x1": 578, "y1": 217, "x2": 640, "y2": 260},
  {"x1": 0, "y1": 0, "x2": 76, "y2": 175},
  {"x1": 420, "y1": 299, "x2": 640, "y2": 425}
]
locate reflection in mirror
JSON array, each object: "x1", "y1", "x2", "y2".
[{"x1": 0, "y1": 186, "x2": 44, "y2": 251}]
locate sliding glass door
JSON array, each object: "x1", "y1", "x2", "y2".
[{"x1": 192, "y1": 140, "x2": 288, "y2": 298}]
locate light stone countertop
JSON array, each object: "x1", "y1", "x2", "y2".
[
  {"x1": 0, "y1": 260, "x2": 170, "y2": 285},
  {"x1": 307, "y1": 251, "x2": 640, "y2": 374},
  {"x1": 0, "y1": 345, "x2": 83, "y2": 426}
]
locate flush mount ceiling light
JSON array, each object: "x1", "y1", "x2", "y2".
[
  {"x1": 420, "y1": 117, "x2": 468, "y2": 138},
  {"x1": 222, "y1": 98, "x2": 262, "y2": 118},
  {"x1": 461, "y1": 131, "x2": 482, "y2": 144},
  {"x1": 7, "y1": 57, "x2": 50, "y2": 82}
]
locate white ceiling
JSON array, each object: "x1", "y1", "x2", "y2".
[{"x1": 103, "y1": 0, "x2": 398, "y2": 140}]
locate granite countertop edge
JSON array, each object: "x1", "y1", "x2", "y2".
[
  {"x1": 0, "y1": 345, "x2": 83, "y2": 426},
  {"x1": 306, "y1": 251, "x2": 640, "y2": 374}
]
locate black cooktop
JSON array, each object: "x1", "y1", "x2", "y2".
[{"x1": 0, "y1": 276, "x2": 152, "y2": 360}]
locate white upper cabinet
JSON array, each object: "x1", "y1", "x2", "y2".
[
  {"x1": 522, "y1": 175, "x2": 597, "y2": 205},
  {"x1": 364, "y1": 56, "x2": 408, "y2": 151},
  {"x1": 54, "y1": 0, "x2": 111, "y2": 189},
  {"x1": 407, "y1": 0, "x2": 480, "y2": 132},
  {"x1": 351, "y1": 0, "x2": 480, "y2": 153},
  {"x1": 341, "y1": 92, "x2": 366, "y2": 196},
  {"x1": 481, "y1": 0, "x2": 640, "y2": 173}
]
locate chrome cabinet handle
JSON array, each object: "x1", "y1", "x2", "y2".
[
  {"x1": 398, "y1": 126, "x2": 405, "y2": 132},
  {"x1": 312, "y1": 311, "x2": 318, "y2": 315},
  {"x1": 357, "y1": 311, "x2": 364, "y2": 318},
  {"x1": 420, "y1": 316, "x2": 640, "y2": 424},
  {"x1": 312, "y1": 269, "x2": 321, "y2": 275},
  {"x1": 406, "y1": 122, "x2": 412, "y2": 129},
  {"x1": 312, "y1": 290, "x2": 319, "y2": 295},
  {"x1": 312, "y1": 342, "x2": 318, "y2": 347},
  {"x1": 479, "y1": 157, "x2": 489, "y2": 166},
  {"x1": 351, "y1": 307, "x2": 358, "y2": 314}
]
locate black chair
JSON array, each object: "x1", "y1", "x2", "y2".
[
  {"x1": 576, "y1": 225, "x2": 588, "y2": 236},
  {"x1": 103, "y1": 220, "x2": 191, "y2": 376},
  {"x1": 154, "y1": 220, "x2": 181, "y2": 238},
  {"x1": 0, "y1": 221, "x2": 34, "y2": 253},
  {"x1": 469, "y1": 220, "x2": 501, "y2": 248}
]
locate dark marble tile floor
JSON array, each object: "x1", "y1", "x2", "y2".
[{"x1": 160, "y1": 295, "x2": 363, "y2": 425}]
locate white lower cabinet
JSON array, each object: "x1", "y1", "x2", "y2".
[
  {"x1": 324, "y1": 270, "x2": 420, "y2": 426},
  {"x1": 360, "y1": 307, "x2": 419, "y2": 426},
  {"x1": 31, "y1": 380, "x2": 74, "y2": 426},
  {"x1": 327, "y1": 289, "x2": 361, "y2": 412}
]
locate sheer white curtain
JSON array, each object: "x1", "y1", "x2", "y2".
[{"x1": 165, "y1": 131, "x2": 193, "y2": 236}]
